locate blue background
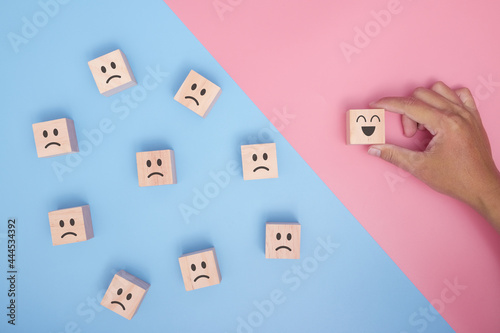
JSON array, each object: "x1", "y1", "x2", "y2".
[{"x1": 0, "y1": 0, "x2": 454, "y2": 332}]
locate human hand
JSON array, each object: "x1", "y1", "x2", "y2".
[{"x1": 368, "y1": 82, "x2": 500, "y2": 229}]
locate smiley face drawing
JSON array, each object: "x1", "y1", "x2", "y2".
[
  {"x1": 179, "y1": 248, "x2": 221, "y2": 291},
  {"x1": 241, "y1": 143, "x2": 279, "y2": 180},
  {"x1": 88, "y1": 49, "x2": 137, "y2": 97},
  {"x1": 174, "y1": 70, "x2": 222, "y2": 118},
  {"x1": 32, "y1": 118, "x2": 79, "y2": 158},
  {"x1": 357, "y1": 114, "x2": 381, "y2": 136},
  {"x1": 101, "y1": 270, "x2": 150, "y2": 320},
  {"x1": 48, "y1": 205, "x2": 93, "y2": 246},
  {"x1": 265, "y1": 222, "x2": 301, "y2": 259},
  {"x1": 136, "y1": 150, "x2": 177, "y2": 187},
  {"x1": 346, "y1": 109, "x2": 385, "y2": 145}
]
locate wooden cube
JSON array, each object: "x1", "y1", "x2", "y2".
[
  {"x1": 136, "y1": 150, "x2": 176, "y2": 187},
  {"x1": 101, "y1": 270, "x2": 150, "y2": 320},
  {"x1": 174, "y1": 70, "x2": 221, "y2": 118},
  {"x1": 241, "y1": 143, "x2": 278, "y2": 180},
  {"x1": 346, "y1": 109, "x2": 385, "y2": 145},
  {"x1": 265, "y1": 222, "x2": 301, "y2": 259},
  {"x1": 48, "y1": 205, "x2": 93, "y2": 246},
  {"x1": 32, "y1": 118, "x2": 79, "y2": 158},
  {"x1": 88, "y1": 49, "x2": 137, "y2": 97},
  {"x1": 178, "y1": 248, "x2": 221, "y2": 291}
]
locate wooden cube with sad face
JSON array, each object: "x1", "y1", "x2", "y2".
[
  {"x1": 178, "y1": 248, "x2": 221, "y2": 291},
  {"x1": 88, "y1": 49, "x2": 137, "y2": 97},
  {"x1": 48, "y1": 205, "x2": 93, "y2": 246},
  {"x1": 136, "y1": 150, "x2": 177, "y2": 187},
  {"x1": 174, "y1": 70, "x2": 221, "y2": 118},
  {"x1": 32, "y1": 118, "x2": 79, "y2": 158},
  {"x1": 101, "y1": 270, "x2": 150, "y2": 320},
  {"x1": 241, "y1": 143, "x2": 279, "y2": 180},
  {"x1": 265, "y1": 222, "x2": 301, "y2": 259}
]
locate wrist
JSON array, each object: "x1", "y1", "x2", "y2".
[{"x1": 476, "y1": 172, "x2": 500, "y2": 230}]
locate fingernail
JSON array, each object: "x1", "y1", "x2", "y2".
[{"x1": 368, "y1": 147, "x2": 381, "y2": 157}]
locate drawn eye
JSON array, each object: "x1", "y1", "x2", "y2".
[
  {"x1": 356, "y1": 115, "x2": 367, "y2": 122},
  {"x1": 252, "y1": 154, "x2": 257, "y2": 161},
  {"x1": 263, "y1": 153, "x2": 268, "y2": 160},
  {"x1": 191, "y1": 83, "x2": 197, "y2": 90},
  {"x1": 287, "y1": 233, "x2": 292, "y2": 241},
  {"x1": 157, "y1": 159, "x2": 162, "y2": 166},
  {"x1": 43, "y1": 130, "x2": 48, "y2": 138},
  {"x1": 110, "y1": 62, "x2": 116, "y2": 69},
  {"x1": 53, "y1": 128, "x2": 58, "y2": 136},
  {"x1": 201, "y1": 261, "x2": 206, "y2": 269},
  {"x1": 276, "y1": 233, "x2": 281, "y2": 240},
  {"x1": 59, "y1": 220, "x2": 64, "y2": 228},
  {"x1": 370, "y1": 115, "x2": 381, "y2": 122},
  {"x1": 126, "y1": 293, "x2": 132, "y2": 300},
  {"x1": 101, "y1": 66, "x2": 106, "y2": 73},
  {"x1": 69, "y1": 218, "x2": 75, "y2": 226},
  {"x1": 117, "y1": 288, "x2": 123, "y2": 295},
  {"x1": 200, "y1": 89, "x2": 206, "y2": 96},
  {"x1": 191, "y1": 264, "x2": 196, "y2": 271},
  {"x1": 146, "y1": 160, "x2": 152, "y2": 167}
]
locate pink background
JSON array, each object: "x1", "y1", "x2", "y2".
[{"x1": 164, "y1": 1, "x2": 500, "y2": 332}]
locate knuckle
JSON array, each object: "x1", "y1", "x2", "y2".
[
  {"x1": 460, "y1": 87, "x2": 472, "y2": 96},
  {"x1": 412, "y1": 87, "x2": 426, "y2": 97},
  {"x1": 404, "y1": 96, "x2": 420, "y2": 107},
  {"x1": 384, "y1": 149, "x2": 395, "y2": 163},
  {"x1": 432, "y1": 81, "x2": 445, "y2": 90},
  {"x1": 383, "y1": 147, "x2": 401, "y2": 166},
  {"x1": 444, "y1": 113, "x2": 465, "y2": 131},
  {"x1": 460, "y1": 109, "x2": 473, "y2": 121}
]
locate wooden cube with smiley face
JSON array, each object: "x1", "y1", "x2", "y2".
[
  {"x1": 88, "y1": 49, "x2": 137, "y2": 97},
  {"x1": 174, "y1": 70, "x2": 222, "y2": 118},
  {"x1": 178, "y1": 248, "x2": 221, "y2": 291},
  {"x1": 32, "y1": 118, "x2": 79, "y2": 158},
  {"x1": 241, "y1": 143, "x2": 279, "y2": 180},
  {"x1": 136, "y1": 150, "x2": 177, "y2": 187},
  {"x1": 265, "y1": 222, "x2": 301, "y2": 259},
  {"x1": 101, "y1": 270, "x2": 150, "y2": 320},
  {"x1": 48, "y1": 205, "x2": 93, "y2": 246},
  {"x1": 346, "y1": 109, "x2": 385, "y2": 145}
]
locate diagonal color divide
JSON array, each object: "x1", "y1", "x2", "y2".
[{"x1": 164, "y1": 0, "x2": 500, "y2": 332}]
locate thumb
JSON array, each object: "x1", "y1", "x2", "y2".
[{"x1": 368, "y1": 144, "x2": 424, "y2": 176}]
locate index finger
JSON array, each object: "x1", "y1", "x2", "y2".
[{"x1": 370, "y1": 97, "x2": 442, "y2": 135}]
